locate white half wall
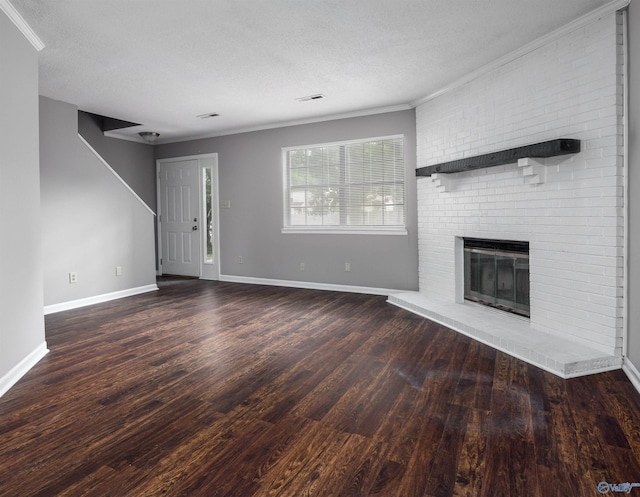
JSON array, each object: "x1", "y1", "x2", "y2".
[{"x1": 39, "y1": 97, "x2": 158, "y2": 309}]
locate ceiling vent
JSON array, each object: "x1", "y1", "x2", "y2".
[
  {"x1": 197, "y1": 112, "x2": 220, "y2": 119},
  {"x1": 296, "y1": 94, "x2": 326, "y2": 102}
]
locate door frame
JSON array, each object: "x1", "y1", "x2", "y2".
[{"x1": 156, "y1": 153, "x2": 220, "y2": 279}]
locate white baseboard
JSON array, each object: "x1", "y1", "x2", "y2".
[
  {"x1": 0, "y1": 342, "x2": 49, "y2": 398},
  {"x1": 218, "y1": 274, "x2": 400, "y2": 296},
  {"x1": 44, "y1": 284, "x2": 159, "y2": 315},
  {"x1": 623, "y1": 357, "x2": 640, "y2": 395}
]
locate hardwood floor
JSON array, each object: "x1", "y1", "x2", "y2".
[{"x1": 1, "y1": 277, "x2": 640, "y2": 496}]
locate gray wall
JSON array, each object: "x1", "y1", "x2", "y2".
[
  {"x1": 156, "y1": 110, "x2": 418, "y2": 291},
  {"x1": 40, "y1": 96, "x2": 157, "y2": 307},
  {"x1": 77, "y1": 111, "x2": 157, "y2": 210},
  {"x1": 628, "y1": 3, "x2": 640, "y2": 368},
  {"x1": 0, "y1": 12, "x2": 46, "y2": 381}
]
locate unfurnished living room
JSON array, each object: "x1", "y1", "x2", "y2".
[{"x1": 2, "y1": 0, "x2": 640, "y2": 496}]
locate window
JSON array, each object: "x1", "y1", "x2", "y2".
[
  {"x1": 203, "y1": 165, "x2": 214, "y2": 264},
  {"x1": 282, "y1": 135, "x2": 406, "y2": 234}
]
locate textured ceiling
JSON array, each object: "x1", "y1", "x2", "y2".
[{"x1": 11, "y1": 0, "x2": 615, "y2": 144}]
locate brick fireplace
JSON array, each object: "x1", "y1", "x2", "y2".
[{"x1": 390, "y1": 9, "x2": 625, "y2": 377}]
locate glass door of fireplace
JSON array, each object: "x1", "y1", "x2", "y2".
[{"x1": 464, "y1": 239, "x2": 530, "y2": 317}]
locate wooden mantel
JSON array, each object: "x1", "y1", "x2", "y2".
[{"x1": 416, "y1": 138, "x2": 581, "y2": 177}]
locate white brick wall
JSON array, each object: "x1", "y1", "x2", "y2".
[{"x1": 416, "y1": 12, "x2": 624, "y2": 355}]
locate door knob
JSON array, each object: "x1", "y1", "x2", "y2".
[{"x1": 192, "y1": 225, "x2": 198, "y2": 231}]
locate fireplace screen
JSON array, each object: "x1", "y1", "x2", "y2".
[{"x1": 464, "y1": 238, "x2": 530, "y2": 317}]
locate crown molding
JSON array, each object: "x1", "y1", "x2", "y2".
[
  {"x1": 0, "y1": 0, "x2": 44, "y2": 51},
  {"x1": 411, "y1": 0, "x2": 630, "y2": 107},
  {"x1": 158, "y1": 104, "x2": 413, "y2": 144}
]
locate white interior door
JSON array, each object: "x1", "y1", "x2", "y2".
[{"x1": 159, "y1": 159, "x2": 200, "y2": 277}]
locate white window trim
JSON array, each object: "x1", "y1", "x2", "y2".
[
  {"x1": 282, "y1": 134, "x2": 407, "y2": 235},
  {"x1": 281, "y1": 227, "x2": 408, "y2": 235}
]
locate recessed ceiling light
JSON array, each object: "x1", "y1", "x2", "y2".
[
  {"x1": 197, "y1": 112, "x2": 220, "y2": 119},
  {"x1": 296, "y1": 94, "x2": 326, "y2": 102}
]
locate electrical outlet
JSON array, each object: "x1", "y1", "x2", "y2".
[
  {"x1": 300, "y1": 262, "x2": 305, "y2": 271},
  {"x1": 344, "y1": 262, "x2": 351, "y2": 272},
  {"x1": 238, "y1": 255, "x2": 243, "y2": 264},
  {"x1": 69, "y1": 272, "x2": 78, "y2": 284},
  {"x1": 116, "y1": 266, "x2": 122, "y2": 276}
]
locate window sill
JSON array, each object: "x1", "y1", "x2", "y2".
[{"x1": 281, "y1": 227, "x2": 408, "y2": 236}]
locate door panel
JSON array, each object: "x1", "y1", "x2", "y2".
[
  {"x1": 167, "y1": 232, "x2": 177, "y2": 263},
  {"x1": 160, "y1": 159, "x2": 200, "y2": 276},
  {"x1": 182, "y1": 233, "x2": 193, "y2": 263}
]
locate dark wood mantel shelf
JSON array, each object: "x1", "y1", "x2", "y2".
[{"x1": 416, "y1": 138, "x2": 581, "y2": 177}]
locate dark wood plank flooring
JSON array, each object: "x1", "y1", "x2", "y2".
[{"x1": 1, "y1": 277, "x2": 640, "y2": 496}]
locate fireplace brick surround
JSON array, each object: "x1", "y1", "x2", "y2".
[{"x1": 390, "y1": 10, "x2": 625, "y2": 377}]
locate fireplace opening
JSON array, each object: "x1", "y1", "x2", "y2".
[{"x1": 463, "y1": 238, "x2": 530, "y2": 317}]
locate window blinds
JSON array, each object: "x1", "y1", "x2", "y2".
[{"x1": 284, "y1": 135, "x2": 405, "y2": 231}]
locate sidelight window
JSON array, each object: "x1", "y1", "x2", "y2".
[{"x1": 203, "y1": 166, "x2": 214, "y2": 264}]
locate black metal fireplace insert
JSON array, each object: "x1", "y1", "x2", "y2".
[{"x1": 463, "y1": 238, "x2": 530, "y2": 317}]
